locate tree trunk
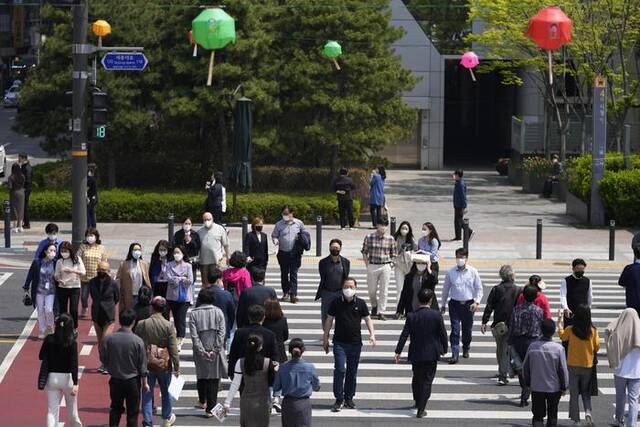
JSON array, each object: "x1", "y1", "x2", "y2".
[
  {"x1": 219, "y1": 113, "x2": 229, "y2": 178},
  {"x1": 330, "y1": 144, "x2": 338, "y2": 178},
  {"x1": 107, "y1": 150, "x2": 116, "y2": 189}
]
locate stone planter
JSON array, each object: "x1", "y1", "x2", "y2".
[
  {"x1": 566, "y1": 191, "x2": 590, "y2": 223},
  {"x1": 522, "y1": 172, "x2": 546, "y2": 194}
]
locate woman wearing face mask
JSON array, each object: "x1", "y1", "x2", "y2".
[
  {"x1": 418, "y1": 222, "x2": 441, "y2": 285},
  {"x1": 244, "y1": 216, "x2": 269, "y2": 270},
  {"x1": 396, "y1": 261, "x2": 436, "y2": 318},
  {"x1": 173, "y1": 217, "x2": 201, "y2": 283},
  {"x1": 393, "y1": 221, "x2": 418, "y2": 303},
  {"x1": 149, "y1": 240, "x2": 172, "y2": 318},
  {"x1": 78, "y1": 228, "x2": 108, "y2": 318},
  {"x1": 23, "y1": 242, "x2": 59, "y2": 338},
  {"x1": 89, "y1": 261, "x2": 119, "y2": 374},
  {"x1": 115, "y1": 242, "x2": 151, "y2": 314},
  {"x1": 166, "y1": 245, "x2": 194, "y2": 347},
  {"x1": 54, "y1": 241, "x2": 86, "y2": 330}
]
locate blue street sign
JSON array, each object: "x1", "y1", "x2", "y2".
[
  {"x1": 590, "y1": 76, "x2": 606, "y2": 226},
  {"x1": 101, "y1": 52, "x2": 148, "y2": 71}
]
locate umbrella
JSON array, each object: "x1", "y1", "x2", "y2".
[{"x1": 230, "y1": 96, "x2": 253, "y2": 194}]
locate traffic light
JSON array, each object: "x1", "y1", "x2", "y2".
[{"x1": 92, "y1": 90, "x2": 107, "y2": 140}]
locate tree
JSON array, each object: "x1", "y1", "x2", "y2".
[
  {"x1": 403, "y1": 0, "x2": 470, "y2": 55},
  {"x1": 467, "y1": 0, "x2": 640, "y2": 158}
]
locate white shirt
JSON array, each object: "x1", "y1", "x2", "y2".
[
  {"x1": 616, "y1": 347, "x2": 640, "y2": 379},
  {"x1": 559, "y1": 276, "x2": 593, "y2": 309},
  {"x1": 441, "y1": 265, "x2": 483, "y2": 306},
  {"x1": 221, "y1": 186, "x2": 227, "y2": 213}
]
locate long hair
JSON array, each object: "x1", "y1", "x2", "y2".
[
  {"x1": 377, "y1": 166, "x2": 387, "y2": 180},
  {"x1": 40, "y1": 242, "x2": 58, "y2": 260},
  {"x1": 423, "y1": 222, "x2": 441, "y2": 248},
  {"x1": 572, "y1": 304, "x2": 594, "y2": 340},
  {"x1": 10, "y1": 163, "x2": 25, "y2": 187},
  {"x1": 125, "y1": 242, "x2": 143, "y2": 261},
  {"x1": 244, "y1": 334, "x2": 264, "y2": 376},
  {"x1": 394, "y1": 221, "x2": 414, "y2": 245},
  {"x1": 151, "y1": 240, "x2": 171, "y2": 262},
  {"x1": 58, "y1": 241, "x2": 79, "y2": 265},
  {"x1": 54, "y1": 313, "x2": 75, "y2": 347}
]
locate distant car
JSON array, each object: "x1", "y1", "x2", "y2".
[
  {"x1": 0, "y1": 145, "x2": 5, "y2": 178},
  {"x1": 3, "y1": 86, "x2": 19, "y2": 108}
]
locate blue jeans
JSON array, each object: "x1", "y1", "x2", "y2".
[
  {"x1": 448, "y1": 299, "x2": 474, "y2": 356},
  {"x1": 142, "y1": 371, "x2": 172, "y2": 426},
  {"x1": 333, "y1": 341, "x2": 362, "y2": 401},
  {"x1": 320, "y1": 290, "x2": 342, "y2": 328}
]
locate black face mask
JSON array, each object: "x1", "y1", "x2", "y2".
[
  {"x1": 330, "y1": 249, "x2": 340, "y2": 257},
  {"x1": 574, "y1": 271, "x2": 584, "y2": 278},
  {"x1": 97, "y1": 271, "x2": 109, "y2": 280},
  {"x1": 255, "y1": 226, "x2": 263, "y2": 232}
]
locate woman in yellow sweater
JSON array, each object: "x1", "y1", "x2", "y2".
[{"x1": 557, "y1": 305, "x2": 599, "y2": 426}]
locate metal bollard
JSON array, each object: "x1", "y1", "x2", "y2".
[
  {"x1": 3, "y1": 200, "x2": 10, "y2": 248},
  {"x1": 536, "y1": 219, "x2": 543, "y2": 260},
  {"x1": 167, "y1": 213, "x2": 175, "y2": 243},
  {"x1": 609, "y1": 220, "x2": 616, "y2": 261},
  {"x1": 390, "y1": 216, "x2": 397, "y2": 236},
  {"x1": 316, "y1": 216, "x2": 322, "y2": 257},
  {"x1": 463, "y1": 218, "x2": 470, "y2": 252},
  {"x1": 241, "y1": 216, "x2": 249, "y2": 253}
]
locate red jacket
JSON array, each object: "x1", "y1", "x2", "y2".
[{"x1": 516, "y1": 291, "x2": 551, "y2": 319}]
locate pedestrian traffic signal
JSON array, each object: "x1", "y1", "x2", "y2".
[{"x1": 91, "y1": 90, "x2": 107, "y2": 140}]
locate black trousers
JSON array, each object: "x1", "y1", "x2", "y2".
[
  {"x1": 87, "y1": 202, "x2": 97, "y2": 228},
  {"x1": 56, "y1": 287, "x2": 80, "y2": 329},
  {"x1": 277, "y1": 250, "x2": 301, "y2": 296},
  {"x1": 338, "y1": 199, "x2": 355, "y2": 228},
  {"x1": 196, "y1": 378, "x2": 220, "y2": 412},
  {"x1": 412, "y1": 361, "x2": 438, "y2": 412},
  {"x1": 109, "y1": 377, "x2": 141, "y2": 427},
  {"x1": 168, "y1": 300, "x2": 189, "y2": 338},
  {"x1": 212, "y1": 206, "x2": 224, "y2": 224},
  {"x1": 23, "y1": 188, "x2": 31, "y2": 227},
  {"x1": 454, "y1": 208, "x2": 465, "y2": 240},
  {"x1": 531, "y1": 391, "x2": 561, "y2": 427},
  {"x1": 370, "y1": 204, "x2": 382, "y2": 227}
]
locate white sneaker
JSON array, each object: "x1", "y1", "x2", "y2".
[
  {"x1": 585, "y1": 412, "x2": 593, "y2": 426},
  {"x1": 37, "y1": 333, "x2": 45, "y2": 339},
  {"x1": 163, "y1": 413, "x2": 176, "y2": 427}
]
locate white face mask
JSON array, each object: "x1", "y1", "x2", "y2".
[
  {"x1": 282, "y1": 214, "x2": 290, "y2": 222},
  {"x1": 46, "y1": 250, "x2": 57, "y2": 260},
  {"x1": 173, "y1": 253, "x2": 183, "y2": 262},
  {"x1": 183, "y1": 224, "x2": 192, "y2": 232},
  {"x1": 416, "y1": 263, "x2": 427, "y2": 272},
  {"x1": 60, "y1": 251, "x2": 70, "y2": 259},
  {"x1": 86, "y1": 235, "x2": 96, "y2": 244},
  {"x1": 400, "y1": 228, "x2": 408, "y2": 236},
  {"x1": 456, "y1": 258, "x2": 466, "y2": 268},
  {"x1": 158, "y1": 250, "x2": 168, "y2": 257},
  {"x1": 204, "y1": 219, "x2": 213, "y2": 228},
  {"x1": 421, "y1": 229, "x2": 429, "y2": 236},
  {"x1": 343, "y1": 288, "x2": 356, "y2": 299},
  {"x1": 47, "y1": 233, "x2": 57, "y2": 241},
  {"x1": 132, "y1": 250, "x2": 142, "y2": 260}
]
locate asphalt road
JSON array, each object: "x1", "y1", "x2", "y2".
[{"x1": 0, "y1": 254, "x2": 32, "y2": 365}]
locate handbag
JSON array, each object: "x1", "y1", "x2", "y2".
[
  {"x1": 38, "y1": 359, "x2": 49, "y2": 390},
  {"x1": 492, "y1": 321, "x2": 508, "y2": 338},
  {"x1": 23, "y1": 292, "x2": 32, "y2": 307},
  {"x1": 177, "y1": 281, "x2": 188, "y2": 303}
]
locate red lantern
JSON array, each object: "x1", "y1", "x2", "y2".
[
  {"x1": 188, "y1": 30, "x2": 198, "y2": 57},
  {"x1": 525, "y1": 6, "x2": 572, "y2": 85}
]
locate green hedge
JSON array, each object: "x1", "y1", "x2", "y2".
[
  {"x1": 599, "y1": 169, "x2": 640, "y2": 226},
  {"x1": 566, "y1": 153, "x2": 640, "y2": 202},
  {"x1": 4, "y1": 189, "x2": 360, "y2": 225}
]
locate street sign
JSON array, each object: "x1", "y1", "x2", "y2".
[
  {"x1": 590, "y1": 76, "x2": 606, "y2": 226},
  {"x1": 101, "y1": 52, "x2": 148, "y2": 71}
]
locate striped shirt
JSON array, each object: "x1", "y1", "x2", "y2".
[{"x1": 361, "y1": 233, "x2": 397, "y2": 264}]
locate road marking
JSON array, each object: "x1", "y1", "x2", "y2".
[
  {"x1": 0, "y1": 272, "x2": 13, "y2": 288},
  {"x1": 79, "y1": 345, "x2": 92, "y2": 356},
  {"x1": 0, "y1": 340, "x2": 16, "y2": 344},
  {"x1": 88, "y1": 326, "x2": 96, "y2": 336},
  {"x1": 0, "y1": 309, "x2": 36, "y2": 384}
]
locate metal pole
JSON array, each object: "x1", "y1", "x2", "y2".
[
  {"x1": 463, "y1": 218, "x2": 470, "y2": 252},
  {"x1": 609, "y1": 220, "x2": 616, "y2": 261},
  {"x1": 390, "y1": 216, "x2": 397, "y2": 236},
  {"x1": 71, "y1": 1, "x2": 89, "y2": 248},
  {"x1": 316, "y1": 216, "x2": 322, "y2": 257},
  {"x1": 536, "y1": 219, "x2": 543, "y2": 260},
  {"x1": 624, "y1": 124, "x2": 631, "y2": 170},
  {"x1": 590, "y1": 76, "x2": 606, "y2": 226},
  {"x1": 167, "y1": 213, "x2": 174, "y2": 243},
  {"x1": 3, "y1": 200, "x2": 10, "y2": 248},
  {"x1": 241, "y1": 216, "x2": 248, "y2": 253}
]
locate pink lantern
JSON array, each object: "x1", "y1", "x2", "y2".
[{"x1": 460, "y1": 51, "x2": 480, "y2": 82}]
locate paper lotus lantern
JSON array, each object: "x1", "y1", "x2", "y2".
[
  {"x1": 191, "y1": 8, "x2": 236, "y2": 86},
  {"x1": 188, "y1": 30, "x2": 198, "y2": 57},
  {"x1": 92, "y1": 20, "x2": 111, "y2": 48},
  {"x1": 525, "y1": 6, "x2": 573, "y2": 85},
  {"x1": 323, "y1": 41, "x2": 342, "y2": 70},
  {"x1": 460, "y1": 51, "x2": 479, "y2": 82}
]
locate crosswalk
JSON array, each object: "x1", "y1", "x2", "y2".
[{"x1": 164, "y1": 266, "x2": 629, "y2": 426}]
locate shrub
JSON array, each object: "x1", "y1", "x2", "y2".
[
  {"x1": 566, "y1": 153, "x2": 640, "y2": 202},
  {"x1": 2, "y1": 189, "x2": 360, "y2": 225},
  {"x1": 598, "y1": 169, "x2": 640, "y2": 226},
  {"x1": 521, "y1": 156, "x2": 553, "y2": 178}
]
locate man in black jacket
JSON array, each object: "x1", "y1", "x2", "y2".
[
  {"x1": 19, "y1": 153, "x2": 32, "y2": 229},
  {"x1": 236, "y1": 267, "x2": 277, "y2": 328},
  {"x1": 332, "y1": 168, "x2": 355, "y2": 230},
  {"x1": 228, "y1": 304, "x2": 278, "y2": 378},
  {"x1": 315, "y1": 239, "x2": 350, "y2": 327},
  {"x1": 394, "y1": 288, "x2": 448, "y2": 418},
  {"x1": 87, "y1": 163, "x2": 98, "y2": 228},
  {"x1": 481, "y1": 265, "x2": 521, "y2": 386}
]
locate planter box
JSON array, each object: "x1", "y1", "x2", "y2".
[
  {"x1": 522, "y1": 172, "x2": 546, "y2": 194},
  {"x1": 566, "y1": 191, "x2": 590, "y2": 223},
  {"x1": 552, "y1": 180, "x2": 568, "y2": 202}
]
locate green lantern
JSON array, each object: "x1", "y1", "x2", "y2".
[
  {"x1": 323, "y1": 40, "x2": 342, "y2": 70},
  {"x1": 191, "y1": 8, "x2": 236, "y2": 86}
]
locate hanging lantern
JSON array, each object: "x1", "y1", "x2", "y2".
[
  {"x1": 92, "y1": 20, "x2": 111, "y2": 48},
  {"x1": 460, "y1": 51, "x2": 479, "y2": 82},
  {"x1": 191, "y1": 8, "x2": 236, "y2": 86},
  {"x1": 525, "y1": 6, "x2": 572, "y2": 85},
  {"x1": 188, "y1": 30, "x2": 198, "y2": 57},
  {"x1": 322, "y1": 41, "x2": 342, "y2": 70}
]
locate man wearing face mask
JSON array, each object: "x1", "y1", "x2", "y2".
[
  {"x1": 361, "y1": 219, "x2": 397, "y2": 320},
  {"x1": 87, "y1": 163, "x2": 98, "y2": 228},
  {"x1": 197, "y1": 212, "x2": 230, "y2": 287},
  {"x1": 323, "y1": 278, "x2": 376, "y2": 412},
  {"x1": 559, "y1": 259, "x2": 592, "y2": 329},
  {"x1": 316, "y1": 239, "x2": 351, "y2": 328},
  {"x1": 34, "y1": 223, "x2": 63, "y2": 259},
  {"x1": 441, "y1": 247, "x2": 483, "y2": 364},
  {"x1": 272, "y1": 206, "x2": 306, "y2": 303}
]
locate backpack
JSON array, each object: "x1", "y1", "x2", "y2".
[{"x1": 147, "y1": 344, "x2": 169, "y2": 373}]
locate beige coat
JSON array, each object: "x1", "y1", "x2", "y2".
[
  {"x1": 116, "y1": 259, "x2": 151, "y2": 313},
  {"x1": 605, "y1": 307, "x2": 640, "y2": 369}
]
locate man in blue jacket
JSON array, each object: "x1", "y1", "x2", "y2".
[
  {"x1": 394, "y1": 288, "x2": 448, "y2": 418},
  {"x1": 619, "y1": 240, "x2": 640, "y2": 315},
  {"x1": 452, "y1": 170, "x2": 473, "y2": 241}
]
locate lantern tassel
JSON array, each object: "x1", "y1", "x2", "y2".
[
  {"x1": 332, "y1": 58, "x2": 341, "y2": 71},
  {"x1": 192, "y1": 44, "x2": 198, "y2": 57},
  {"x1": 548, "y1": 50, "x2": 553, "y2": 86},
  {"x1": 207, "y1": 50, "x2": 215, "y2": 87},
  {"x1": 469, "y1": 68, "x2": 476, "y2": 82}
]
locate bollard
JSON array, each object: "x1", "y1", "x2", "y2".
[
  {"x1": 463, "y1": 218, "x2": 470, "y2": 252},
  {"x1": 536, "y1": 219, "x2": 543, "y2": 260},
  {"x1": 3, "y1": 200, "x2": 10, "y2": 248},
  {"x1": 390, "y1": 216, "x2": 397, "y2": 236},
  {"x1": 167, "y1": 213, "x2": 175, "y2": 243},
  {"x1": 241, "y1": 216, "x2": 249, "y2": 253},
  {"x1": 316, "y1": 216, "x2": 322, "y2": 257},
  {"x1": 609, "y1": 219, "x2": 616, "y2": 261}
]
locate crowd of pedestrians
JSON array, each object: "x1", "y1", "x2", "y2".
[{"x1": 22, "y1": 207, "x2": 640, "y2": 427}]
